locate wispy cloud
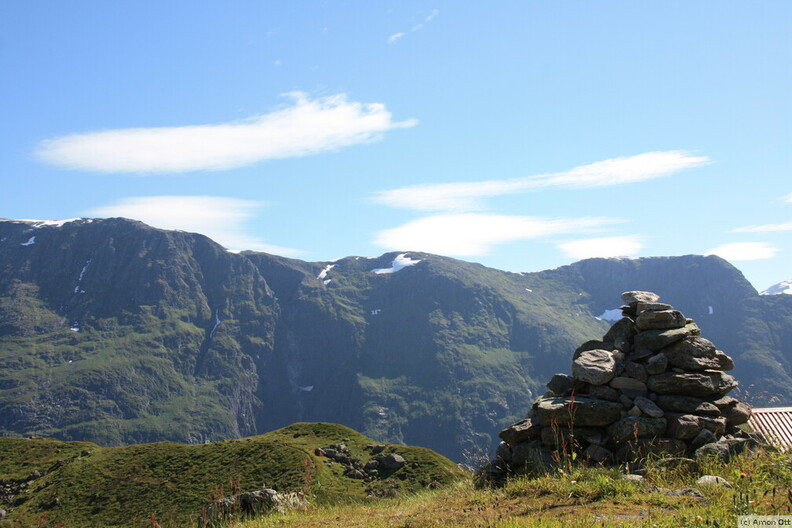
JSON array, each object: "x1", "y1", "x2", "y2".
[
  {"x1": 86, "y1": 196, "x2": 303, "y2": 255},
  {"x1": 732, "y1": 221, "x2": 792, "y2": 233},
  {"x1": 732, "y1": 192, "x2": 792, "y2": 232},
  {"x1": 373, "y1": 213, "x2": 619, "y2": 256},
  {"x1": 706, "y1": 242, "x2": 779, "y2": 261},
  {"x1": 372, "y1": 151, "x2": 710, "y2": 212},
  {"x1": 387, "y1": 32, "x2": 406, "y2": 44},
  {"x1": 388, "y1": 9, "x2": 439, "y2": 44},
  {"x1": 36, "y1": 93, "x2": 417, "y2": 174},
  {"x1": 557, "y1": 236, "x2": 644, "y2": 259}
]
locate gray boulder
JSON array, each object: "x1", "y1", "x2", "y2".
[
  {"x1": 624, "y1": 361, "x2": 648, "y2": 383},
  {"x1": 379, "y1": 453, "x2": 406, "y2": 470},
  {"x1": 590, "y1": 384, "x2": 620, "y2": 401},
  {"x1": 633, "y1": 323, "x2": 700, "y2": 353},
  {"x1": 609, "y1": 376, "x2": 648, "y2": 397},
  {"x1": 636, "y1": 302, "x2": 673, "y2": 313},
  {"x1": 664, "y1": 337, "x2": 734, "y2": 371},
  {"x1": 697, "y1": 475, "x2": 731, "y2": 487},
  {"x1": 622, "y1": 291, "x2": 661, "y2": 304},
  {"x1": 573, "y1": 339, "x2": 609, "y2": 360},
  {"x1": 573, "y1": 349, "x2": 617, "y2": 385},
  {"x1": 636, "y1": 310, "x2": 687, "y2": 331},
  {"x1": 547, "y1": 373, "x2": 575, "y2": 396},
  {"x1": 510, "y1": 441, "x2": 555, "y2": 469},
  {"x1": 608, "y1": 416, "x2": 667, "y2": 443},
  {"x1": 647, "y1": 371, "x2": 738, "y2": 398},
  {"x1": 499, "y1": 418, "x2": 541, "y2": 445},
  {"x1": 584, "y1": 444, "x2": 613, "y2": 464},
  {"x1": 695, "y1": 438, "x2": 749, "y2": 462},
  {"x1": 535, "y1": 397, "x2": 622, "y2": 427},
  {"x1": 712, "y1": 396, "x2": 752, "y2": 426},
  {"x1": 602, "y1": 318, "x2": 637, "y2": 353},
  {"x1": 645, "y1": 353, "x2": 669, "y2": 375},
  {"x1": 666, "y1": 413, "x2": 726, "y2": 440},
  {"x1": 690, "y1": 428, "x2": 717, "y2": 451},
  {"x1": 654, "y1": 395, "x2": 721, "y2": 415},
  {"x1": 634, "y1": 396, "x2": 664, "y2": 418}
]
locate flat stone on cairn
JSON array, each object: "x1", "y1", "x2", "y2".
[{"x1": 496, "y1": 290, "x2": 754, "y2": 472}]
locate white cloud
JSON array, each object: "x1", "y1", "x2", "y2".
[
  {"x1": 36, "y1": 93, "x2": 417, "y2": 174},
  {"x1": 732, "y1": 221, "x2": 792, "y2": 233},
  {"x1": 372, "y1": 151, "x2": 709, "y2": 212},
  {"x1": 731, "y1": 193, "x2": 792, "y2": 232},
  {"x1": 388, "y1": 9, "x2": 439, "y2": 44},
  {"x1": 706, "y1": 242, "x2": 780, "y2": 261},
  {"x1": 86, "y1": 196, "x2": 302, "y2": 255},
  {"x1": 373, "y1": 213, "x2": 619, "y2": 256},
  {"x1": 388, "y1": 32, "x2": 406, "y2": 44},
  {"x1": 557, "y1": 236, "x2": 644, "y2": 259}
]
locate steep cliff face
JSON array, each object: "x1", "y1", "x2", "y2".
[
  {"x1": 0, "y1": 218, "x2": 277, "y2": 445},
  {"x1": 1, "y1": 218, "x2": 790, "y2": 461}
]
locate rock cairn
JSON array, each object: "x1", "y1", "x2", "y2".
[{"x1": 495, "y1": 291, "x2": 754, "y2": 472}]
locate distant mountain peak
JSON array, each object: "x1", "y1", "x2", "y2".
[
  {"x1": 1, "y1": 217, "x2": 94, "y2": 228},
  {"x1": 761, "y1": 279, "x2": 792, "y2": 295}
]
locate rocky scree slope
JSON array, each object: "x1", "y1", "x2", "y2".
[{"x1": 0, "y1": 218, "x2": 790, "y2": 462}]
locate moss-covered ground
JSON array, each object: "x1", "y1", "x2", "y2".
[{"x1": 0, "y1": 423, "x2": 464, "y2": 528}]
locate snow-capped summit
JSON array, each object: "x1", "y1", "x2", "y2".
[{"x1": 761, "y1": 279, "x2": 792, "y2": 295}]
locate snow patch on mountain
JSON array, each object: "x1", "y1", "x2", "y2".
[
  {"x1": 16, "y1": 218, "x2": 91, "y2": 228},
  {"x1": 371, "y1": 254, "x2": 421, "y2": 274},
  {"x1": 596, "y1": 308, "x2": 622, "y2": 322},
  {"x1": 318, "y1": 264, "x2": 335, "y2": 280},
  {"x1": 761, "y1": 279, "x2": 792, "y2": 295}
]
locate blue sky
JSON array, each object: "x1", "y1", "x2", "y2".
[{"x1": 1, "y1": 1, "x2": 790, "y2": 290}]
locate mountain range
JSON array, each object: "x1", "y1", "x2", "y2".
[{"x1": 1, "y1": 217, "x2": 790, "y2": 461}]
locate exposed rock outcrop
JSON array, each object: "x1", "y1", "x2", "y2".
[{"x1": 493, "y1": 291, "x2": 756, "y2": 475}]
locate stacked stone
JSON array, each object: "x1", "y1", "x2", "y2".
[{"x1": 497, "y1": 291, "x2": 753, "y2": 469}]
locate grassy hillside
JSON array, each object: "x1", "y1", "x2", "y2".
[
  {"x1": 239, "y1": 449, "x2": 792, "y2": 527},
  {"x1": 0, "y1": 423, "x2": 465, "y2": 528}
]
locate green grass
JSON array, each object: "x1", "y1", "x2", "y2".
[
  {"x1": 0, "y1": 436, "x2": 98, "y2": 481},
  {"x1": 0, "y1": 423, "x2": 465, "y2": 528},
  {"x1": 236, "y1": 448, "x2": 792, "y2": 528}
]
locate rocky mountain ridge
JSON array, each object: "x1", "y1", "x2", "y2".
[{"x1": 1, "y1": 218, "x2": 790, "y2": 461}]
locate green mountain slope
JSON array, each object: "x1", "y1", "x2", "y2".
[
  {"x1": 0, "y1": 218, "x2": 277, "y2": 446},
  {"x1": 0, "y1": 423, "x2": 464, "y2": 528},
  {"x1": 1, "y1": 218, "x2": 790, "y2": 462}
]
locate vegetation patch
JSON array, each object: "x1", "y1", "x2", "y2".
[
  {"x1": 239, "y1": 449, "x2": 792, "y2": 528},
  {"x1": 0, "y1": 423, "x2": 464, "y2": 528}
]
